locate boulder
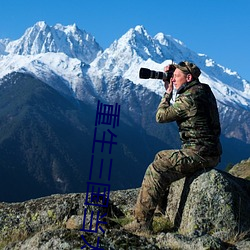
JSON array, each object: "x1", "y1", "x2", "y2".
[{"x1": 165, "y1": 169, "x2": 250, "y2": 241}]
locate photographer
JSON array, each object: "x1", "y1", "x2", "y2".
[{"x1": 125, "y1": 61, "x2": 222, "y2": 233}]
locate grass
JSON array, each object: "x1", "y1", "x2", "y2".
[
  {"x1": 111, "y1": 213, "x2": 174, "y2": 235},
  {"x1": 225, "y1": 230, "x2": 250, "y2": 245},
  {"x1": 152, "y1": 216, "x2": 174, "y2": 234}
]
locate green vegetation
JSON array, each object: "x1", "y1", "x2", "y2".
[{"x1": 112, "y1": 214, "x2": 174, "y2": 235}]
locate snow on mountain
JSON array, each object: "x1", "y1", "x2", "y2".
[
  {"x1": 0, "y1": 22, "x2": 104, "y2": 100},
  {"x1": 0, "y1": 53, "x2": 90, "y2": 98},
  {"x1": 0, "y1": 39, "x2": 9, "y2": 55},
  {"x1": 89, "y1": 25, "x2": 250, "y2": 110},
  {"x1": 4, "y1": 21, "x2": 102, "y2": 64},
  {"x1": 0, "y1": 22, "x2": 249, "y2": 112},
  {"x1": 88, "y1": 26, "x2": 168, "y2": 85}
]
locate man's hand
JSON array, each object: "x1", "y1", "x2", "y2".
[{"x1": 163, "y1": 65, "x2": 174, "y2": 94}]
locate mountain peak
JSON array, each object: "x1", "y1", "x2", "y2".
[
  {"x1": 125, "y1": 25, "x2": 151, "y2": 42},
  {"x1": 4, "y1": 22, "x2": 102, "y2": 64},
  {"x1": 154, "y1": 32, "x2": 185, "y2": 47},
  {"x1": 89, "y1": 25, "x2": 165, "y2": 76},
  {"x1": 134, "y1": 25, "x2": 147, "y2": 34},
  {"x1": 34, "y1": 21, "x2": 48, "y2": 29},
  {"x1": 54, "y1": 23, "x2": 79, "y2": 34}
]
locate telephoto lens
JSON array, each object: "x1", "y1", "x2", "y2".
[
  {"x1": 139, "y1": 65, "x2": 176, "y2": 82},
  {"x1": 139, "y1": 68, "x2": 151, "y2": 79},
  {"x1": 139, "y1": 68, "x2": 167, "y2": 80}
]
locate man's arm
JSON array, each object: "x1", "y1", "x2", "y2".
[
  {"x1": 156, "y1": 93, "x2": 177, "y2": 123},
  {"x1": 156, "y1": 93, "x2": 194, "y2": 123}
]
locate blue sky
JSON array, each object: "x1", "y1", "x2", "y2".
[{"x1": 1, "y1": 0, "x2": 250, "y2": 80}]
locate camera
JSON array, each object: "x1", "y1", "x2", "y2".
[{"x1": 139, "y1": 64, "x2": 176, "y2": 82}]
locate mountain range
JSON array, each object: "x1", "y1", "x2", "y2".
[{"x1": 0, "y1": 21, "x2": 249, "y2": 202}]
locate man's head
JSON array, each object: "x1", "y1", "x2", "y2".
[{"x1": 172, "y1": 61, "x2": 201, "y2": 90}]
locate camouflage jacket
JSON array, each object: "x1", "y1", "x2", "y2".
[{"x1": 156, "y1": 80, "x2": 222, "y2": 157}]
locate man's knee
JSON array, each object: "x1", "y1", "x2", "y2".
[
  {"x1": 152, "y1": 150, "x2": 176, "y2": 171},
  {"x1": 154, "y1": 150, "x2": 175, "y2": 161}
]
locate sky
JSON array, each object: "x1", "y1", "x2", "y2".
[{"x1": 0, "y1": 0, "x2": 250, "y2": 81}]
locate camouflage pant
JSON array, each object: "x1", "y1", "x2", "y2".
[{"x1": 134, "y1": 149, "x2": 220, "y2": 222}]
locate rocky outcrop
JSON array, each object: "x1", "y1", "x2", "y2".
[
  {"x1": 1, "y1": 169, "x2": 250, "y2": 249},
  {"x1": 166, "y1": 169, "x2": 250, "y2": 240},
  {"x1": 229, "y1": 158, "x2": 250, "y2": 180}
]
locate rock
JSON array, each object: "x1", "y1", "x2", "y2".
[
  {"x1": 235, "y1": 240, "x2": 250, "y2": 250},
  {"x1": 156, "y1": 232, "x2": 227, "y2": 250},
  {"x1": 3, "y1": 229, "x2": 81, "y2": 250},
  {"x1": 229, "y1": 158, "x2": 250, "y2": 180},
  {"x1": 0, "y1": 192, "x2": 123, "y2": 249},
  {"x1": 165, "y1": 169, "x2": 250, "y2": 241},
  {"x1": 66, "y1": 215, "x2": 83, "y2": 230},
  {"x1": 0, "y1": 168, "x2": 250, "y2": 249}
]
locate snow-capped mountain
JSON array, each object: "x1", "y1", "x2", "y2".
[
  {"x1": 0, "y1": 52, "x2": 98, "y2": 101},
  {"x1": 1, "y1": 22, "x2": 249, "y2": 110},
  {"x1": 3, "y1": 21, "x2": 102, "y2": 64},
  {"x1": 0, "y1": 22, "x2": 249, "y2": 148},
  {"x1": 0, "y1": 22, "x2": 250, "y2": 201},
  {"x1": 0, "y1": 21, "x2": 103, "y2": 100},
  {"x1": 89, "y1": 25, "x2": 250, "y2": 110}
]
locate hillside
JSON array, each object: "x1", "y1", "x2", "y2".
[
  {"x1": 0, "y1": 72, "x2": 170, "y2": 202},
  {"x1": 0, "y1": 72, "x2": 93, "y2": 201}
]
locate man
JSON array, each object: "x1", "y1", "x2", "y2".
[{"x1": 125, "y1": 61, "x2": 222, "y2": 233}]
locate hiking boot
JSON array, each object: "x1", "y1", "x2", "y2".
[{"x1": 124, "y1": 219, "x2": 152, "y2": 233}]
